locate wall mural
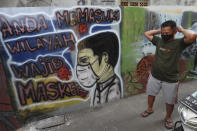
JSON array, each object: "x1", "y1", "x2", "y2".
[
  {"x1": 1, "y1": 5, "x2": 197, "y2": 131},
  {"x1": 76, "y1": 32, "x2": 122, "y2": 106},
  {"x1": 0, "y1": 6, "x2": 122, "y2": 130},
  {"x1": 121, "y1": 6, "x2": 197, "y2": 97}
]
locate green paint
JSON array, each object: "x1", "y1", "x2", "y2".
[
  {"x1": 179, "y1": 59, "x2": 195, "y2": 81},
  {"x1": 187, "y1": 11, "x2": 192, "y2": 28},
  {"x1": 121, "y1": 7, "x2": 145, "y2": 73}
]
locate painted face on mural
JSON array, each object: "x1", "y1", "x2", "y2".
[
  {"x1": 77, "y1": 48, "x2": 110, "y2": 87},
  {"x1": 76, "y1": 32, "x2": 122, "y2": 106},
  {"x1": 76, "y1": 32, "x2": 119, "y2": 88}
]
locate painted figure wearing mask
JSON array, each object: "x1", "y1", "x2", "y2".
[{"x1": 76, "y1": 32, "x2": 123, "y2": 106}]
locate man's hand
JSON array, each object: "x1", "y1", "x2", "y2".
[
  {"x1": 176, "y1": 26, "x2": 183, "y2": 32},
  {"x1": 177, "y1": 26, "x2": 196, "y2": 44},
  {"x1": 144, "y1": 30, "x2": 161, "y2": 41}
]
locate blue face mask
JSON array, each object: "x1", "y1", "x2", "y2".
[{"x1": 161, "y1": 34, "x2": 174, "y2": 42}]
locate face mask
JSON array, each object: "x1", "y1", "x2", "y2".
[
  {"x1": 76, "y1": 59, "x2": 110, "y2": 88},
  {"x1": 161, "y1": 34, "x2": 174, "y2": 42},
  {"x1": 76, "y1": 64, "x2": 98, "y2": 87}
]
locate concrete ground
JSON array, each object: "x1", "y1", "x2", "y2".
[{"x1": 21, "y1": 79, "x2": 197, "y2": 131}]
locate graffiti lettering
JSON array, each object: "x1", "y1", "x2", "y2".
[
  {"x1": 0, "y1": 7, "x2": 121, "y2": 111},
  {"x1": 77, "y1": 8, "x2": 88, "y2": 23},
  {"x1": 55, "y1": 8, "x2": 120, "y2": 28},
  {"x1": 11, "y1": 56, "x2": 68, "y2": 78},
  {"x1": 0, "y1": 15, "x2": 48, "y2": 39},
  {"x1": 16, "y1": 80, "x2": 89, "y2": 105},
  {"x1": 5, "y1": 32, "x2": 75, "y2": 54}
]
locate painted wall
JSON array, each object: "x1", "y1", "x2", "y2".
[
  {"x1": 0, "y1": 0, "x2": 120, "y2": 7},
  {"x1": 150, "y1": 0, "x2": 197, "y2": 5},
  {"x1": 121, "y1": 6, "x2": 197, "y2": 97},
  {"x1": 1, "y1": 5, "x2": 197, "y2": 131},
  {"x1": 0, "y1": 6, "x2": 122, "y2": 130}
]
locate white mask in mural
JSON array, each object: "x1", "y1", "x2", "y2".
[
  {"x1": 76, "y1": 58, "x2": 109, "y2": 88},
  {"x1": 76, "y1": 64, "x2": 98, "y2": 87}
]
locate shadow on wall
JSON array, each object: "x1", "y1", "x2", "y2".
[{"x1": 0, "y1": 55, "x2": 21, "y2": 131}]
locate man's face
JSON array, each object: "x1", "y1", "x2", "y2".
[
  {"x1": 161, "y1": 26, "x2": 177, "y2": 42},
  {"x1": 77, "y1": 48, "x2": 107, "y2": 77},
  {"x1": 161, "y1": 26, "x2": 176, "y2": 35}
]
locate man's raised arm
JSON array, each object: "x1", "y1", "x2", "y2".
[
  {"x1": 177, "y1": 26, "x2": 197, "y2": 44},
  {"x1": 144, "y1": 30, "x2": 161, "y2": 41}
]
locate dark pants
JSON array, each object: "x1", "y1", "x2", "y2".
[{"x1": 194, "y1": 52, "x2": 197, "y2": 70}]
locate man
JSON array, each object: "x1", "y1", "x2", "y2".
[
  {"x1": 141, "y1": 20, "x2": 196, "y2": 129},
  {"x1": 76, "y1": 32, "x2": 122, "y2": 106}
]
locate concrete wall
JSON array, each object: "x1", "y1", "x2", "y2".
[
  {"x1": 0, "y1": 0, "x2": 120, "y2": 7},
  {"x1": 150, "y1": 0, "x2": 197, "y2": 5},
  {"x1": 1, "y1": 0, "x2": 197, "y2": 7},
  {"x1": 0, "y1": 6, "x2": 122, "y2": 130},
  {"x1": 0, "y1": 2, "x2": 197, "y2": 130},
  {"x1": 121, "y1": 6, "x2": 197, "y2": 96}
]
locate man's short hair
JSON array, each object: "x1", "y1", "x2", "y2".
[
  {"x1": 161, "y1": 20, "x2": 177, "y2": 30},
  {"x1": 78, "y1": 32, "x2": 119, "y2": 68}
]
